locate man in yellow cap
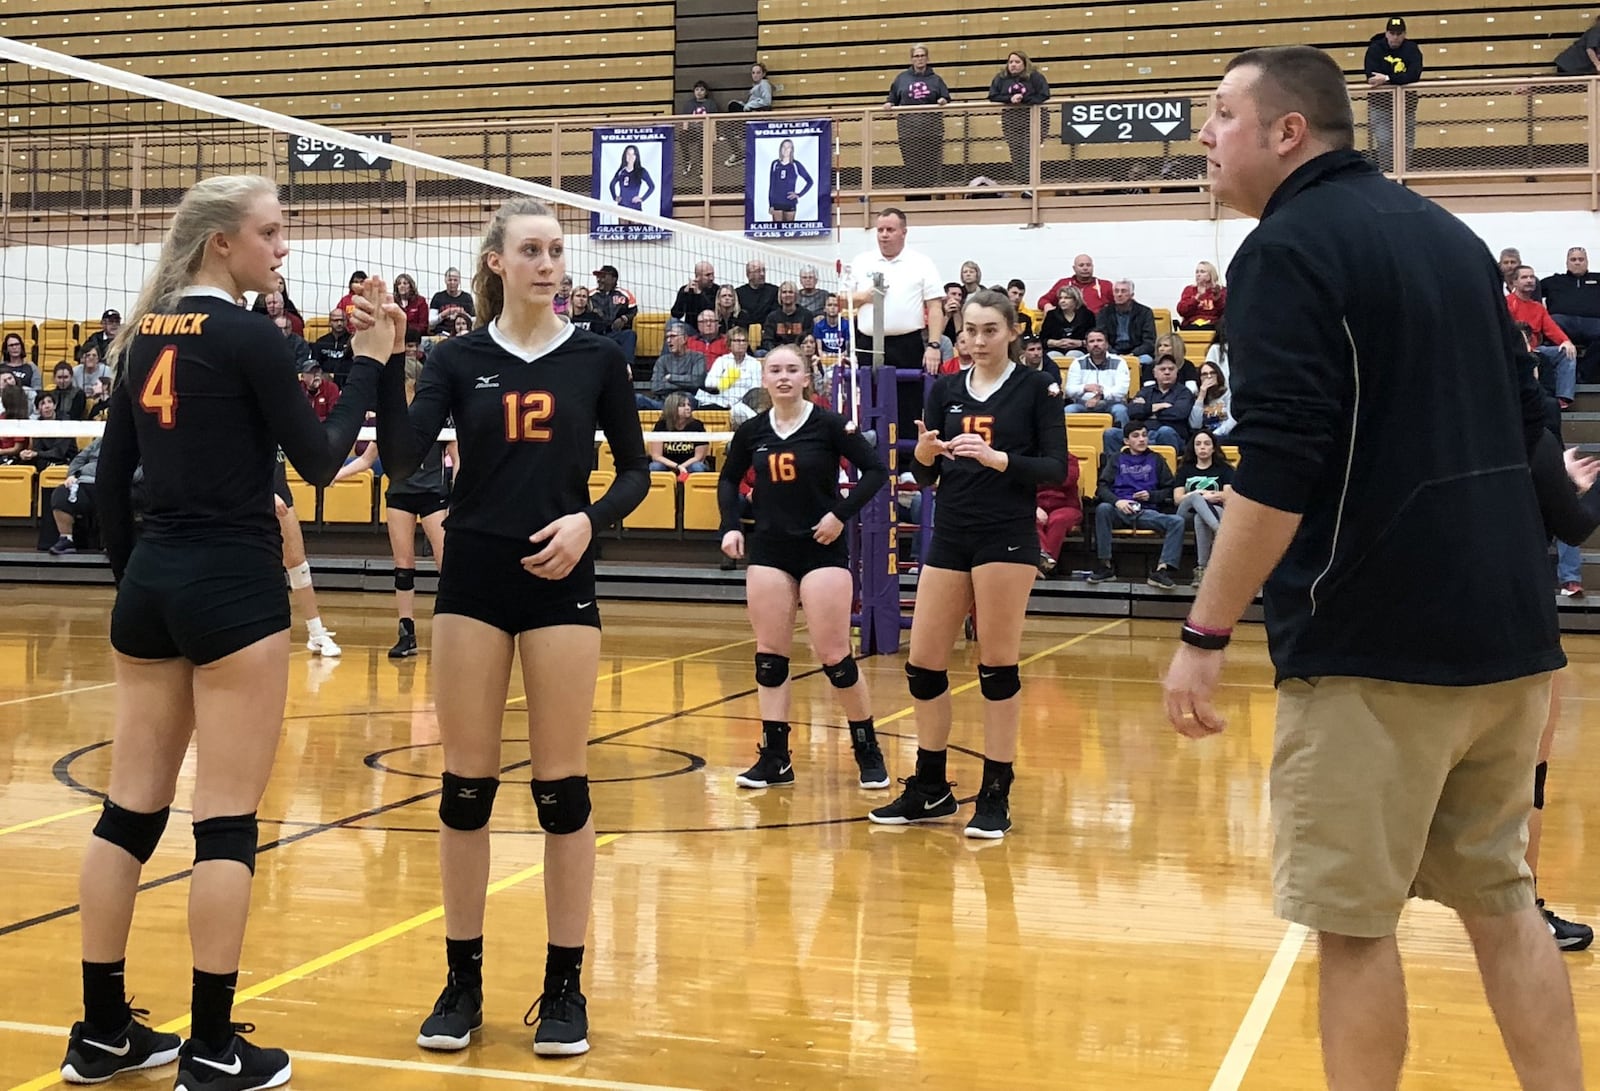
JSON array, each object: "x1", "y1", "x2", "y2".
[{"x1": 1364, "y1": 16, "x2": 1424, "y2": 171}]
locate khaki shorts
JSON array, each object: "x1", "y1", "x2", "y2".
[{"x1": 1271, "y1": 673, "x2": 1552, "y2": 937}]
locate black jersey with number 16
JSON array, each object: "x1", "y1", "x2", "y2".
[
  {"x1": 717, "y1": 403, "x2": 888, "y2": 538},
  {"x1": 385, "y1": 323, "x2": 649, "y2": 543}
]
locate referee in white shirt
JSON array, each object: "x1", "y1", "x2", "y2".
[{"x1": 848, "y1": 207, "x2": 946, "y2": 434}]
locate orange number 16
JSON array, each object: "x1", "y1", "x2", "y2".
[
  {"x1": 768, "y1": 451, "x2": 797, "y2": 482},
  {"x1": 139, "y1": 344, "x2": 179, "y2": 428}
]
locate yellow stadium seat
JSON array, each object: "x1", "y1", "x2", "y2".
[
  {"x1": 696, "y1": 408, "x2": 731, "y2": 433},
  {"x1": 588, "y1": 469, "x2": 615, "y2": 504},
  {"x1": 40, "y1": 318, "x2": 79, "y2": 343},
  {"x1": 322, "y1": 470, "x2": 375, "y2": 523},
  {"x1": 1065, "y1": 412, "x2": 1113, "y2": 432},
  {"x1": 1221, "y1": 445, "x2": 1239, "y2": 467},
  {"x1": 0, "y1": 465, "x2": 36, "y2": 517},
  {"x1": 1151, "y1": 445, "x2": 1178, "y2": 472},
  {"x1": 1124, "y1": 356, "x2": 1142, "y2": 391},
  {"x1": 37, "y1": 464, "x2": 68, "y2": 512},
  {"x1": 1068, "y1": 445, "x2": 1099, "y2": 500},
  {"x1": 597, "y1": 441, "x2": 614, "y2": 470},
  {"x1": 1175, "y1": 329, "x2": 1216, "y2": 359},
  {"x1": 303, "y1": 316, "x2": 332, "y2": 343},
  {"x1": 682, "y1": 472, "x2": 722, "y2": 531},
  {"x1": 280, "y1": 465, "x2": 318, "y2": 521},
  {"x1": 625, "y1": 471, "x2": 678, "y2": 530},
  {"x1": 635, "y1": 312, "x2": 668, "y2": 358},
  {"x1": 1151, "y1": 307, "x2": 1173, "y2": 333}
]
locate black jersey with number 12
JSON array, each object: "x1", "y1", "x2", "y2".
[{"x1": 717, "y1": 403, "x2": 888, "y2": 538}]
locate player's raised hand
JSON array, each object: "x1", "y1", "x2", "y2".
[
  {"x1": 913, "y1": 420, "x2": 947, "y2": 465},
  {"x1": 349, "y1": 277, "x2": 397, "y2": 361}
]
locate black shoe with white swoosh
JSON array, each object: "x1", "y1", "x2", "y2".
[
  {"x1": 60, "y1": 1009, "x2": 181, "y2": 1084},
  {"x1": 735, "y1": 747, "x2": 795, "y2": 788},
  {"x1": 868, "y1": 776, "x2": 959, "y2": 824},
  {"x1": 174, "y1": 1025, "x2": 290, "y2": 1091}
]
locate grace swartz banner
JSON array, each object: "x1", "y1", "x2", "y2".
[
  {"x1": 591, "y1": 125, "x2": 674, "y2": 241},
  {"x1": 744, "y1": 118, "x2": 831, "y2": 239}
]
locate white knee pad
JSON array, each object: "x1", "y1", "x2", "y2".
[{"x1": 286, "y1": 561, "x2": 313, "y2": 590}]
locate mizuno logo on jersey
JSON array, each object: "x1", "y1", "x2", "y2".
[
  {"x1": 948, "y1": 404, "x2": 964, "y2": 413},
  {"x1": 474, "y1": 375, "x2": 500, "y2": 389}
]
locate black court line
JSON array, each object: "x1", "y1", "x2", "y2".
[{"x1": 0, "y1": 669, "x2": 821, "y2": 940}]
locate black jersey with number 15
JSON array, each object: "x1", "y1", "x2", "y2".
[
  {"x1": 717, "y1": 404, "x2": 888, "y2": 538},
  {"x1": 385, "y1": 324, "x2": 649, "y2": 543},
  {"x1": 95, "y1": 292, "x2": 405, "y2": 577},
  {"x1": 914, "y1": 365, "x2": 1067, "y2": 531}
]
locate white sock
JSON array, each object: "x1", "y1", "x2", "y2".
[{"x1": 307, "y1": 617, "x2": 327, "y2": 639}]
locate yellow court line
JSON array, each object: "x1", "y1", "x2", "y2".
[
  {"x1": 0, "y1": 805, "x2": 101, "y2": 839},
  {"x1": 875, "y1": 617, "x2": 1130, "y2": 728},
  {"x1": 506, "y1": 636, "x2": 756, "y2": 707},
  {"x1": 4, "y1": 834, "x2": 624, "y2": 1091}
]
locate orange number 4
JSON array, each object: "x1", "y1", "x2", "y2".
[
  {"x1": 768, "y1": 451, "x2": 797, "y2": 483},
  {"x1": 961, "y1": 414, "x2": 994, "y2": 445},
  {"x1": 139, "y1": 345, "x2": 179, "y2": 428},
  {"x1": 502, "y1": 391, "x2": 555, "y2": 443}
]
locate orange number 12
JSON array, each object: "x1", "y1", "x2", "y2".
[{"x1": 139, "y1": 344, "x2": 179, "y2": 428}]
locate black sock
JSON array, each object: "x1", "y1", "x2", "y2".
[
  {"x1": 544, "y1": 943, "x2": 584, "y2": 993},
  {"x1": 982, "y1": 757, "x2": 1015, "y2": 795},
  {"x1": 848, "y1": 718, "x2": 876, "y2": 748},
  {"x1": 915, "y1": 747, "x2": 948, "y2": 786},
  {"x1": 399, "y1": 617, "x2": 415, "y2": 634},
  {"x1": 760, "y1": 720, "x2": 790, "y2": 752},
  {"x1": 82, "y1": 959, "x2": 129, "y2": 1033},
  {"x1": 191, "y1": 969, "x2": 239, "y2": 1052},
  {"x1": 446, "y1": 935, "x2": 483, "y2": 989}
]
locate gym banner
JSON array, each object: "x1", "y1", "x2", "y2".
[
  {"x1": 743, "y1": 118, "x2": 831, "y2": 239},
  {"x1": 591, "y1": 125, "x2": 674, "y2": 241}
]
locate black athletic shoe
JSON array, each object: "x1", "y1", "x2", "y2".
[
  {"x1": 60, "y1": 1009, "x2": 181, "y2": 1084},
  {"x1": 1541, "y1": 899, "x2": 1595, "y2": 951},
  {"x1": 388, "y1": 624, "x2": 419, "y2": 659},
  {"x1": 1086, "y1": 563, "x2": 1115, "y2": 584},
  {"x1": 735, "y1": 748, "x2": 794, "y2": 789},
  {"x1": 868, "y1": 777, "x2": 958, "y2": 824},
  {"x1": 964, "y1": 787, "x2": 1013, "y2": 839},
  {"x1": 416, "y1": 981, "x2": 484, "y2": 1051},
  {"x1": 173, "y1": 1025, "x2": 290, "y2": 1091},
  {"x1": 854, "y1": 743, "x2": 890, "y2": 789},
  {"x1": 525, "y1": 984, "x2": 590, "y2": 1056},
  {"x1": 1146, "y1": 566, "x2": 1177, "y2": 590}
]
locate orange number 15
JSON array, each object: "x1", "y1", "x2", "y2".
[
  {"x1": 139, "y1": 344, "x2": 179, "y2": 428},
  {"x1": 961, "y1": 414, "x2": 994, "y2": 444}
]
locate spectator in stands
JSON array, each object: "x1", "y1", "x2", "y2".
[
  {"x1": 1173, "y1": 430, "x2": 1234, "y2": 588},
  {"x1": 797, "y1": 266, "x2": 829, "y2": 316},
  {"x1": 1094, "y1": 279, "x2": 1157, "y2": 364},
  {"x1": 722, "y1": 63, "x2": 774, "y2": 165},
  {"x1": 1541, "y1": 246, "x2": 1600, "y2": 379},
  {"x1": 45, "y1": 437, "x2": 100, "y2": 555},
  {"x1": 1507, "y1": 264, "x2": 1578, "y2": 404},
  {"x1": 1190, "y1": 360, "x2": 1235, "y2": 436},
  {"x1": 1034, "y1": 451, "x2": 1082, "y2": 577},
  {"x1": 272, "y1": 314, "x2": 313, "y2": 371},
  {"x1": 1176, "y1": 261, "x2": 1227, "y2": 330},
  {"x1": 1038, "y1": 254, "x2": 1114, "y2": 315},
  {"x1": 300, "y1": 359, "x2": 340, "y2": 422},
  {"x1": 0, "y1": 333, "x2": 37, "y2": 389},
  {"x1": 261, "y1": 291, "x2": 297, "y2": 339},
  {"x1": 640, "y1": 322, "x2": 708, "y2": 410},
  {"x1": 1364, "y1": 17, "x2": 1423, "y2": 171},
  {"x1": 0, "y1": 384, "x2": 27, "y2": 461},
  {"x1": 1555, "y1": 15, "x2": 1600, "y2": 74},
  {"x1": 886, "y1": 44, "x2": 952, "y2": 186},
  {"x1": 940, "y1": 330, "x2": 974, "y2": 374},
  {"x1": 1041, "y1": 284, "x2": 1093, "y2": 358},
  {"x1": 648, "y1": 393, "x2": 711, "y2": 476},
  {"x1": 80, "y1": 309, "x2": 124, "y2": 361},
  {"x1": 591, "y1": 264, "x2": 639, "y2": 359},
  {"x1": 72, "y1": 344, "x2": 112, "y2": 393},
  {"x1": 1499, "y1": 247, "x2": 1522, "y2": 293},
  {"x1": 335, "y1": 270, "x2": 368, "y2": 322},
  {"x1": 392, "y1": 273, "x2": 429, "y2": 337},
  {"x1": 798, "y1": 333, "x2": 829, "y2": 396},
  {"x1": 762, "y1": 281, "x2": 814, "y2": 351},
  {"x1": 938, "y1": 281, "x2": 965, "y2": 342},
  {"x1": 449, "y1": 312, "x2": 473, "y2": 336},
  {"x1": 250, "y1": 276, "x2": 303, "y2": 334},
  {"x1": 20, "y1": 392, "x2": 75, "y2": 469},
  {"x1": 1205, "y1": 318, "x2": 1232, "y2": 382},
  {"x1": 50, "y1": 363, "x2": 84, "y2": 422},
  {"x1": 688, "y1": 309, "x2": 728, "y2": 360},
  {"x1": 1021, "y1": 335, "x2": 1062, "y2": 388},
  {"x1": 311, "y1": 309, "x2": 353, "y2": 385},
  {"x1": 988, "y1": 50, "x2": 1051, "y2": 189},
  {"x1": 677, "y1": 80, "x2": 717, "y2": 174},
  {"x1": 736, "y1": 260, "x2": 779, "y2": 328},
  {"x1": 81, "y1": 376, "x2": 110, "y2": 422},
  {"x1": 704, "y1": 330, "x2": 763, "y2": 423},
  {"x1": 1088, "y1": 420, "x2": 1183, "y2": 589},
  {"x1": 1005, "y1": 280, "x2": 1036, "y2": 337},
  {"x1": 431, "y1": 266, "x2": 476, "y2": 331},
  {"x1": 714, "y1": 285, "x2": 745, "y2": 334},
  {"x1": 1156, "y1": 332, "x2": 1198, "y2": 388},
  {"x1": 813, "y1": 294, "x2": 850, "y2": 358},
  {"x1": 671, "y1": 261, "x2": 722, "y2": 322},
  {"x1": 566, "y1": 286, "x2": 606, "y2": 335},
  {"x1": 553, "y1": 274, "x2": 573, "y2": 315},
  {"x1": 958, "y1": 261, "x2": 983, "y2": 299},
  {"x1": 1065, "y1": 330, "x2": 1130, "y2": 424},
  {"x1": 1106, "y1": 354, "x2": 1193, "y2": 453}
]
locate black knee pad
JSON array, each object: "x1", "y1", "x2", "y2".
[
  {"x1": 92, "y1": 800, "x2": 170, "y2": 864},
  {"x1": 439, "y1": 772, "x2": 499, "y2": 831},
  {"x1": 978, "y1": 663, "x2": 1022, "y2": 701},
  {"x1": 1535, "y1": 760, "x2": 1549, "y2": 810},
  {"x1": 193, "y1": 813, "x2": 260, "y2": 874},
  {"x1": 905, "y1": 662, "x2": 949, "y2": 701},
  {"x1": 394, "y1": 566, "x2": 416, "y2": 592},
  {"x1": 822, "y1": 655, "x2": 859, "y2": 689},
  {"x1": 531, "y1": 776, "x2": 591, "y2": 835},
  {"x1": 754, "y1": 652, "x2": 790, "y2": 689}
]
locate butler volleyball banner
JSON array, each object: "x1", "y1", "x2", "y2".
[
  {"x1": 743, "y1": 118, "x2": 831, "y2": 240},
  {"x1": 591, "y1": 125, "x2": 674, "y2": 241}
]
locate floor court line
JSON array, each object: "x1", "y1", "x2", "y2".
[
  {"x1": 0, "y1": 682, "x2": 115, "y2": 708},
  {"x1": 3, "y1": 835, "x2": 623, "y2": 1091},
  {"x1": 1207, "y1": 922, "x2": 1310, "y2": 1091},
  {"x1": 0, "y1": 806, "x2": 100, "y2": 840}
]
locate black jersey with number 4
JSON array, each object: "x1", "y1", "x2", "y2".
[
  {"x1": 384, "y1": 323, "x2": 648, "y2": 543},
  {"x1": 717, "y1": 403, "x2": 888, "y2": 538},
  {"x1": 95, "y1": 291, "x2": 406, "y2": 578},
  {"x1": 915, "y1": 364, "x2": 1067, "y2": 531}
]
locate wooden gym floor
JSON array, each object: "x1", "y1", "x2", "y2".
[{"x1": 4, "y1": 587, "x2": 1600, "y2": 1089}]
